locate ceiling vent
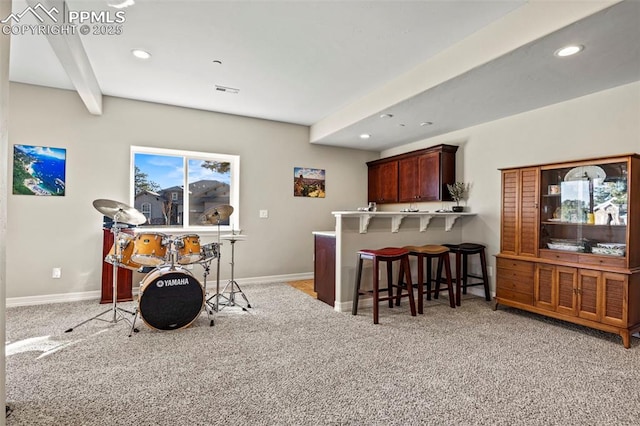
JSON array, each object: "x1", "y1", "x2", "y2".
[{"x1": 215, "y1": 85, "x2": 239, "y2": 94}]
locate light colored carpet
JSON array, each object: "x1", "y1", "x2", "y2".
[{"x1": 5, "y1": 281, "x2": 640, "y2": 425}]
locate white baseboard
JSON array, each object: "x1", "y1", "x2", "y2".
[{"x1": 6, "y1": 272, "x2": 314, "y2": 308}]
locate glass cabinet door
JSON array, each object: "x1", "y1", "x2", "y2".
[{"x1": 539, "y1": 160, "x2": 628, "y2": 258}]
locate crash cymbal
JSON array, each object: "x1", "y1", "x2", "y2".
[
  {"x1": 200, "y1": 205, "x2": 234, "y2": 224},
  {"x1": 93, "y1": 199, "x2": 147, "y2": 225}
]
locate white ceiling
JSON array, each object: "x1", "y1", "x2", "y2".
[{"x1": 7, "y1": 0, "x2": 640, "y2": 151}]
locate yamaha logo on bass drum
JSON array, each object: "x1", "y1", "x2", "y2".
[{"x1": 156, "y1": 278, "x2": 190, "y2": 288}]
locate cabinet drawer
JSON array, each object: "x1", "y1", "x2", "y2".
[
  {"x1": 497, "y1": 270, "x2": 533, "y2": 294},
  {"x1": 539, "y1": 249, "x2": 579, "y2": 263},
  {"x1": 496, "y1": 288, "x2": 533, "y2": 305},
  {"x1": 578, "y1": 254, "x2": 626, "y2": 268},
  {"x1": 497, "y1": 258, "x2": 534, "y2": 273}
]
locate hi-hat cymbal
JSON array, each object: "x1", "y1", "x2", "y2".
[
  {"x1": 200, "y1": 205, "x2": 234, "y2": 224},
  {"x1": 93, "y1": 199, "x2": 147, "y2": 225}
]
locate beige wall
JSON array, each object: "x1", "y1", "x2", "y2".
[
  {"x1": 7, "y1": 81, "x2": 640, "y2": 302},
  {"x1": 382, "y1": 81, "x2": 640, "y2": 289},
  {"x1": 7, "y1": 83, "x2": 377, "y2": 301}
]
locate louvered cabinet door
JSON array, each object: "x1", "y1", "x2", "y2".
[
  {"x1": 535, "y1": 263, "x2": 555, "y2": 311},
  {"x1": 601, "y1": 272, "x2": 628, "y2": 327},
  {"x1": 518, "y1": 168, "x2": 539, "y2": 257},
  {"x1": 501, "y1": 170, "x2": 518, "y2": 254},
  {"x1": 578, "y1": 269, "x2": 601, "y2": 321},
  {"x1": 556, "y1": 267, "x2": 578, "y2": 316},
  {"x1": 500, "y1": 168, "x2": 539, "y2": 256}
]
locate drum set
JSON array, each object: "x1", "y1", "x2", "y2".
[{"x1": 65, "y1": 199, "x2": 250, "y2": 335}]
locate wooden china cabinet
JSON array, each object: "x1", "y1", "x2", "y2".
[
  {"x1": 367, "y1": 144, "x2": 457, "y2": 204},
  {"x1": 495, "y1": 154, "x2": 640, "y2": 348}
]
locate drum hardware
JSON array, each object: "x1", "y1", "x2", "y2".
[
  {"x1": 199, "y1": 205, "x2": 235, "y2": 314},
  {"x1": 214, "y1": 232, "x2": 251, "y2": 312},
  {"x1": 65, "y1": 199, "x2": 147, "y2": 333}
]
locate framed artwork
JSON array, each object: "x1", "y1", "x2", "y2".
[
  {"x1": 294, "y1": 167, "x2": 325, "y2": 198},
  {"x1": 13, "y1": 144, "x2": 66, "y2": 196}
]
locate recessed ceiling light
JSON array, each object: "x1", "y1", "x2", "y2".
[
  {"x1": 360, "y1": 134, "x2": 371, "y2": 139},
  {"x1": 212, "y1": 60, "x2": 222, "y2": 65},
  {"x1": 379, "y1": 113, "x2": 393, "y2": 119},
  {"x1": 554, "y1": 45, "x2": 584, "y2": 57},
  {"x1": 131, "y1": 49, "x2": 151, "y2": 59},
  {"x1": 420, "y1": 121, "x2": 433, "y2": 126}
]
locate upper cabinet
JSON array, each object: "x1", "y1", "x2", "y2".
[{"x1": 367, "y1": 144, "x2": 458, "y2": 204}]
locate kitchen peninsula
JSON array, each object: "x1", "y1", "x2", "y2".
[{"x1": 314, "y1": 210, "x2": 475, "y2": 311}]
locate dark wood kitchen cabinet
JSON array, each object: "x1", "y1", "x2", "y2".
[
  {"x1": 367, "y1": 160, "x2": 398, "y2": 204},
  {"x1": 367, "y1": 144, "x2": 458, "y2": 204}
]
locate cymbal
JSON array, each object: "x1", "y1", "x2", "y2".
[
  {"x1": 200, "y1": 205, "x2": 234, "y2": 224},
  {"x1": 93, "y1": 199, "x2": 147, "y2": 225}
]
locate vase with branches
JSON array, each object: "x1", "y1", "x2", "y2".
[{"x1": 447, "y1": 182, "x2": 469, "y2": 212}]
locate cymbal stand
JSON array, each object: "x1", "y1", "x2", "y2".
[
  {"x1": 206, "y1": 216, "x2": 225, "y2": 313},
  {"x1": 65, "y1": 212, "x2": 135, "y2": 333},
  {"x1": 217, "y1": 234, "x2": 251, "y2": 311},
  {"x1": 200, "y1": 256, "x2": 216, "y2": 326}
]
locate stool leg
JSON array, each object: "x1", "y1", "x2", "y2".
[
  {"x1": 395, "y1": 259, "x2": 404, "y2": 306},
  {"x1": 386, "y1": 260, "x2": 394, "y2": 309},
  {"x1": 425, "y1": 256, "x2": 432, "y2": 301},
  {"x1": 443, "y1": 254, "x2": 455, "y2": 308},
  {"x1": 434, "y1": 256, "x2": 443, "y2": 300},
  {"x1": 455, "y1": 252, "x2": 462, "y2": 307},
  {"x1": 402, "y1": 256, "x2": 416, "y2": 316},
  {"x1": 480, "y1": 249, "x2": 491, "y2": 301},
  {"x1": 352, "y1": 255, "x2": 364, "y2": 316},
  {"x1": 417, "y1": 255, "x2": 424, "y2": 315},
  {"x1": 372, "y1": 258, "x2": 380, "y2": 324},
  {"x1": 462, "y1": 253, "x2": 469, "y2": 295}
]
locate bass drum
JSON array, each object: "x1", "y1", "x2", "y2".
[{"x1": 138, "y1": 267, "x2": 204, "y2": 331}]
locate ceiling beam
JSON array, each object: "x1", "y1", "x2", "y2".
[{"x1": 25, "y1": 0, "x2": 102, "y2": 115}]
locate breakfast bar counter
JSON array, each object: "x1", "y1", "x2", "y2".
[{"x1": 314, "y1": 211, "x2": 476, "y2": 312}]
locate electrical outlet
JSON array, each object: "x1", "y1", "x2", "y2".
[
  {"x1": 52, "y1": 267, "x2": 61, "y2": 279},
  {"x1": 488, "y1": 266, "x2": 493, "y2": 277},
  {"x1": 259, "y1": 210, "x2": 269, "y2": 218}
]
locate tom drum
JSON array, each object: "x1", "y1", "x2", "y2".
[
  {"x1": 200, "y1": 242, "x2": 219, "y2": 261},
  {"x1": 131, "y1": 232, "x2": 168, "y2": 266},
  {"x1": 105, "y1": 233, "x2": 142, "y2": 271},
  {"x1": 138, "y1": 267, "x2": 204, "y2": 330},
  {"x1": 175, "y1": 234, "x2": 202, "y2": 265}
]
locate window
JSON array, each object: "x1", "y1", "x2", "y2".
[
  {"x1": 131, "y1": 146, "x2": 239, "y2": 231},
  {"x1": 140, "y1": 202, "x2": 151, "y2": 221}
]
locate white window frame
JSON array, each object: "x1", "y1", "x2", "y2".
[{"x1": 130, "y1": 145, "x2": 240, "y2": 233}]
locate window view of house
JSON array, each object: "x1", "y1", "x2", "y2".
[{"x1": 132, "y1": 149, "x2": 236, "y2": 228}]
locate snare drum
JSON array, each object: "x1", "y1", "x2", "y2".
[
  {"x1": 105, "y1": 233, "x2": 142, "y2": 271},
  {"x1": 131, "y1": 232, "x2": 168, "y2": 267},
  {"x1": 200, "y1": 242, "x2": 219, "y2": 261},
  {"x1": 175, "y1": 234, "x2": 202, "y2": 265},
  {"x1": 138, "y1": 266, "x2": 204, "y2": 330}
]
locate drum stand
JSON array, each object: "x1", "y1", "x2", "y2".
[
  {"x1": 215, "y1": 235, "x2": 251, "y2": 312},
  {"x1": 65, "y1": 218, "x2": 135, "y2": 333},
  {"x1": 200, "y1": 257, "x2": 217, "y2": 326}
]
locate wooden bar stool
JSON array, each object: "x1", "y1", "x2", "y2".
[
  {"x1": 443, "y1": 243, "x2": 491, "y2": 306},
  {"x1": 352, "y1": 247, "x2": 416, "y2": 324},
  {"x1": 398, "y1": 245, "x2": 455, "y2": 314}
]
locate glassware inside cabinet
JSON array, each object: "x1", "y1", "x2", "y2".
[{"x1": 539, "y1": 161, "x2": 628, "y2": 256}]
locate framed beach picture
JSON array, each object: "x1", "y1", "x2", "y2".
[
  {"x1": 294, "y1": 167, "x2": 325, "y2": 198},
  {"x1": 13, "y1": 144, "x2": 66, "y2": 196}
]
